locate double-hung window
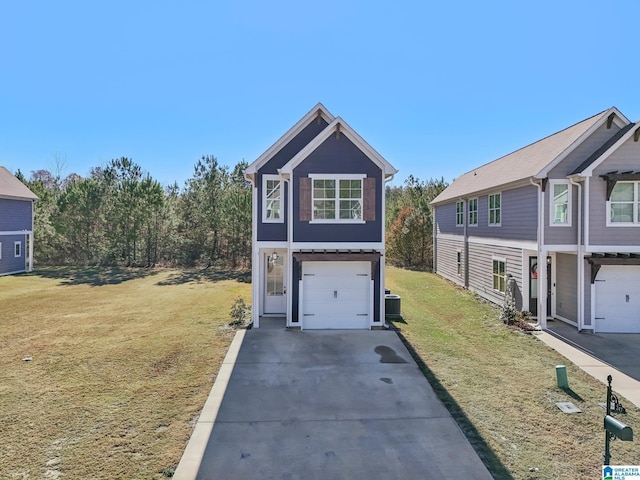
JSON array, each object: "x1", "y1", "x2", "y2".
[
  {"x1": 492, "y1": 258, "x2": 506, "y2": 293},
  {"x1": 456, "y1": 251, "x2": 462, "y2": 275},
  {"x1": 550, "y1": 181, "x2": 571, "y2": 226},
  {"x1": 608, "y1": 181, "x2": 640, "y2": 225},
  {"x1": 262, "y1": 175, "x2": 283, "y2": 223},
  {"x1": 455, "y1": 201, "x2": 464, "y2": 226},
  {"x1": 488, "y1": 193, "x2": 501, "y2": 226},
  {"x1": 311, "y1": 175, "x2": 363, "y2": 222},
  {"x1": 468, "y1": 198, "x2": 478, "y2": 226}
]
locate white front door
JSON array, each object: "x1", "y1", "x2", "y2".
[{"x1": 264, "y1": 251, "x2": 287, "y2": 314}]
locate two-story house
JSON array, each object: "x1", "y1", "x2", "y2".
[
  {"x1": 431, "y1": 107, "x2": 640, "y2": 333},
  {"x1": 244, "y1": 104, "x2": 397, "y2": 329},
  {"x1": 0, "y1": 166, "x2": 37, "y2": 276}
]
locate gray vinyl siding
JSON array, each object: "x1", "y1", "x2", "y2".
[
  {"x1": 555, "y1": 253, "x2": 577, "y2": 321},
  {"x1": 434, "y1": 202, "x2": 461, "y2": 235},
  {"x1": 0, "y1": 198, "x2": 33, "y2": 231},
  {"x1": 256, "y1": 118, "x2": 329, "y2": 242},
  {"x1": 544, "y1": 183, "x2": 579, "y2": 245},
  {"x1": 467, "y1": 241, "x2": 523, "y2": 309},
  {"x1": 435, "y1": 237, "x2": 465, "y2": 286},
  {"x1": 548, "y1": 122, "x2": 621, "y2": 177},
  {"x1": 436, "y1": 185, "x2": 537, "y2": 241},
  {"x1": 0, "y1": 234, "x2": 26, "y2": 275},
  {"x1": 589, "y1": 138, "x2": 640, "y2": 246},
  {"x1": 293, "y1": 134, "x2": 383, "y2": 243}
]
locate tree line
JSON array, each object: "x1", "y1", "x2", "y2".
[
  {"x1": 17, "y1": 156, "x2": 251, "y2": 268},
  {"x1": 17, "y1": 159, "x2": 446, "y2": 271}
]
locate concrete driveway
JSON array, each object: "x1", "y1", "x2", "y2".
[
  {"x1": 546, "y1": 320, "x2": 640, "y2": 381},
  {"x1": 188, "y1": 329, "x2": 493, "y2": 480}
]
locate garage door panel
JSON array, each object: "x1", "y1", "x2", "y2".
[
  {"x1": 595, "y1": 266, "x2": 640, "y2": 333},
  {"x1": 302, "y1": 261, "x2": 371, "y2": 329}
]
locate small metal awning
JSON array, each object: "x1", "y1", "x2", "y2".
[
  {"x1": 586, "y1": 253, "x2": 640, "y2": 283},
  {"x1": 292, "y1": 251, "x2": 382, "y2": 279}
]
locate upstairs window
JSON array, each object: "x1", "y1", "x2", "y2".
[
  {"x1": 609, "y1": 181, "x2": 640, "y2": 225},
  {"x1": 310, "y1": 175, "x2": 364, "y2": 222},
  {"x1": 468, "y1": 198, "x2": 478, "y2": 226},
  {"x1": 550, "y1": 181, "x2": 571, "y2": 226},
  {"x1": 455, "y1": 201, "x2": 464, "y2": 226},
  {"x1": 262, "y1": 175, "x2": 283, "y2": 223},
  {"x1": 488, "y1": 193, "x2": 501, "y2": 226}
]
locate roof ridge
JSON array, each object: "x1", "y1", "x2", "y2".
[{"x1": 456, "y1": 108, "x2": 612, "y2": 177}]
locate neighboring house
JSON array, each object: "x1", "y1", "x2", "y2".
[
  {"x1": 431, "y1": 107, "x2": 640, "y2": 333},
  {"x1": 0, "y1": 166, "x2": 37, "y2": 276},
  {"x1": 244, "y1": 103, "x2": 397, "y2": 329}
]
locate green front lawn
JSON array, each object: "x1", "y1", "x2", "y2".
[{"x1": 386, "y1": 266, "x2": 640, "y2": 479}]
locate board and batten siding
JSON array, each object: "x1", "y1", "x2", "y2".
[
  {"x1": 435, "y1": 237, "x2": 464, "y2": 286},
  {"x1": 555, "y1": 253, "x2": 578, "y2": 322},
  {"x1": 467, "y1": 241, "x2": 524, "y2": 309},
  {"x1": 0, "y1": 198, "x2": 33, "y2": 231},
  {"x1": 589, "y1": 138, "x2": 640, "y2": 246},
  {"x1": 292, "y1": 133, "x2": 382, "y2": 243},
  {"x1": 256, "y1": 118, "x2": 329, "y2": 242}
]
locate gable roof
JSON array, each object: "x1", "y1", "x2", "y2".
[
  {"x1": 0, "y1": 166, "x2": 38, "y2": 200},
  {"x1": 431, "y1": 107, "x2": 630, "y2": 205},
  {"x1": 571, "y1": 122, "x2": 639, "y2": 176},
  {"x1": 278, "y1": 116, "x2": 397, "y2": 177},
  {"x1": 244, "y1": 103, "x2": 335, "y2": 176}
]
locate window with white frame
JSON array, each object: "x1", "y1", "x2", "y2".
[
  {"x1": 468, "y1": 198, "x2": 478, "y2": 226},
  {"x1": 550, "y1": 181, "x2": 571, "y2": 226},
  {"x1": 492, "y1": 258, "x2": 506, "y2": 293},
  {"x1": 488, "y1": 193, "x2": 501, "y2": 226},
  {"x1": 455, "y1": 201, "x2": 464, "y2": 226},
  {"x1": 456, "y1": 250, "x2": 462, "y2": 275},
  {"x1": 608, "y1": 181, "x2": 640, "y2": 225},
  {"x1": 14, "y1": 241, "x2": 21, "y2": 258},
  {"x1": 311, "y1": 175, "x2": 363, "y2": 222},
  {"x1": 262, "y1": 175, "x2": 283, "y2": 223}
]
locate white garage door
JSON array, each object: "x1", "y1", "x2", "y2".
[
  {"x1": 594, "y1": 266, "x2": 640, "y2": 333},
  {"x1": 301, "y1": 261, "x2": 371, "y2": 329}
]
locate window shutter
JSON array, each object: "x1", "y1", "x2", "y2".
[
  {"x1": 363, "y1": 177, "x2": 376, "y2": 221},
  {"x1": 299, "y1": 177, "x2": 312, "y2": 221}
]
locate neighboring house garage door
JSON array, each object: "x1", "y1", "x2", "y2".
[
  {"x1": 595, "y1": 266, "x2": 640, "y2": 333},
  {"x1": 302, "y1": 261, "x2": 370, "y2": 329}
]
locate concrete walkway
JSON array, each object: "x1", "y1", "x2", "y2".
[
  {"x1": 535, "y1": 323, "x2": 640, "y2": 408},
  {"x1": 175, "y1": 329, "x2": 493, "y2": 480}
]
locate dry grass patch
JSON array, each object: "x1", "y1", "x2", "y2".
[
  {"x1": 386, "y1": 266, "x2": 640, "y2": 480},
  {"x1": 0, "y1": 267, "x2": 250, "y2": 479}
]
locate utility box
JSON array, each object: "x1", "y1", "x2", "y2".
[{"x1": 556, "y1": 365, "x2": 569, "y2": 389}]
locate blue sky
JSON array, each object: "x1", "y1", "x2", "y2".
[{"x1": 2, "y1": 1, "x2": 639, "y2": 188}]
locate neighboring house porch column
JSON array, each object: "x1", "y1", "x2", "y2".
[{"x1": 27, "y1": 231, "x2": 34, "y2": 272}]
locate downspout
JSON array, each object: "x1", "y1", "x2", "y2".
[
  {"x1": 462, "y1": 198, "x2": 469, "y2": 288},
  {"x1": 530, "y1": 178, "x2": 546, "y2": 329},
  {"x1": 281, "y1": 171, "x2": 293, "y2": 328},
  {"x1": 569, "y1": 177, "x2": 583, "y2": 331}
]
